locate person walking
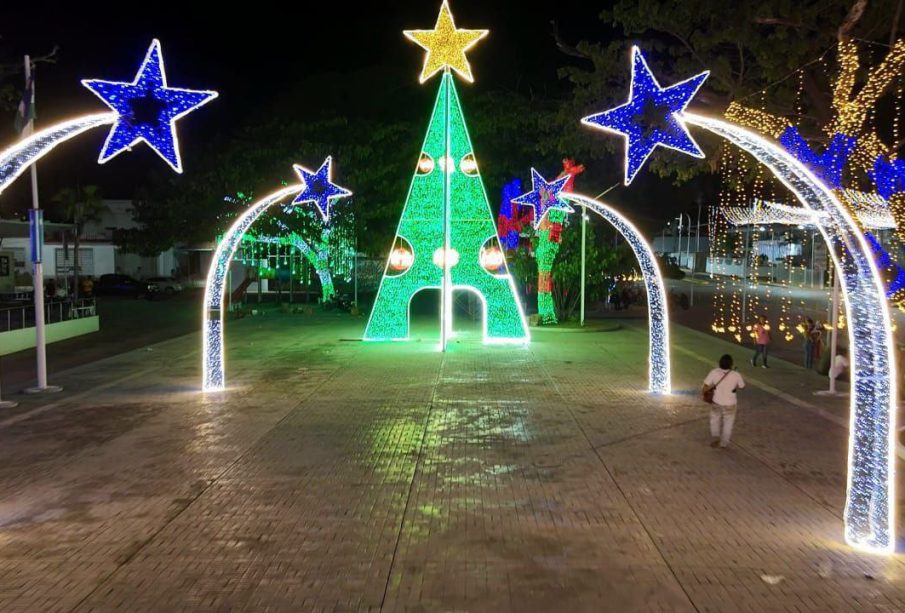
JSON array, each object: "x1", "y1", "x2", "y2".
[
  {"x1": 751, "y1": 316, "x2": 771, "y2": 368},
  {"x1": 702, "y1": 354, "x2": 746, "y2": 448}
]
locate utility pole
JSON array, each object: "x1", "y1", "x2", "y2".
[
  {"x1": 23, "y1": 56, "x2": 61, "y2": 394},
  {"x1": 817, "y1": 264, "x2": 843, "y2": 397},
  {"x1": 691, "y1": 200, "x2": 702, "y2": 306},
  {"x1": 740, "y1": 226, "x2": 750, "y2": 327},
  {"x1": 580, "y1": 205, "x2": 587, "y2": 326}
]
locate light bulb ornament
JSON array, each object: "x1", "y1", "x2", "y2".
[
  {"x1": 512, "y1": 168, "x2": 574, "y2": 229},
  {"x1": 584, "y1": 46, "x2": 897, "y2": 554},
  {"x1": 404, "y1": 0, "x2": 488, "y2": 84},
  {"x1": 581, "y1": 47, "x2": 708, "y2": 185},
  {"x1": 0, "y1": 39, "x2": 217, "y2": 196},
  {"x1": 291, "y1": 156, "x2": 353, "y2": 224}
]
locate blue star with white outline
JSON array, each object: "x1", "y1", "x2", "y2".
[
  {"x1": 582, "y1": 46, "x2": 709, "y2": 185},
  {"x1": 513, "y1": 168, "x2": 574, "y2": 229},
  {"x1": 292, "y1": 156, "x2": 353, "y2": 223},
  {"x1": 82, "y1": 39, "x2": 218, "y2": 173}
]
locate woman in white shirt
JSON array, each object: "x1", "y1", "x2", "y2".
[{"x1": 703, "y1": 354, "x2": 746, "y2": 448}]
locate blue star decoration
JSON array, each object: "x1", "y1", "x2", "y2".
[
  {"x1": 292, "y1": 157, "x2": 353, "y2": 224},
  {"x1": 81, "y1": 39, "x2": 218, "y2": 174},
  {"x1": 581, "y1": 46, "x2": 709, "y2": 185},
  {"x1": 513, "y1": 168, "x2": 574, "y2": 229}
]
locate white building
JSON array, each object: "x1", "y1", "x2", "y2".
[{"x1": 0, "y1": 200, "x2": 177, "y2": 284}]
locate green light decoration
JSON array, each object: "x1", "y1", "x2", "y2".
[
  {"x1": 364, "y1": 72, "x2": 529, "y2": 344},
  {"x1": 228, "y1": 199, "x2": 356, "y2": 304},
  {"x1": 535, "y1": 209, "x2": 566, "y2": 324}
]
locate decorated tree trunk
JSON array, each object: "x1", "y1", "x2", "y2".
[{"x1": 535, "y1": 159, "x2": 584, "y2": 324}]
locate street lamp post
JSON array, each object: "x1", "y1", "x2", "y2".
[{"x1": 580, "y1": 205, "x2": 587, "y2": 326}]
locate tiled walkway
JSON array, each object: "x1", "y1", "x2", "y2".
[{"x1": 0, "y1": 313, "x2": 902, "y2": 611}]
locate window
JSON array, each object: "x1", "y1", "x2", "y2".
[{"x1": 55, "y1": 248, "x2": 95, "y2": 276}]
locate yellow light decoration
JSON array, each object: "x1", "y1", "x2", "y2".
[
  {"x1": 403, "y1": 0, "x2": 489, "y2": 84},
  {"x1": 828, "y1": 39, "x2": 905, "y2": 138},
  {"x1": 724, "y1": 102, "x2": 789, "y2": 139}
]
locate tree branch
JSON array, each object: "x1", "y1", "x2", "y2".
[
  {"x1": 0, "y1": 45, "x2": 59, "y2": 80},
  {"x1": 891, "y1": 0, "x2": 903, "y2": 45},
  {"x1": 753, "y1": 17, "x2": 807, "y2": 29},
  {"x1": 663, "y1": 27, "x2": 736, "y2": 92},
  {"x1": 838, "y1": 0, "x2": 868, "y2": 42},
  {"x1": 549, "y1": 20, "x2": 592, "y2": 61}
]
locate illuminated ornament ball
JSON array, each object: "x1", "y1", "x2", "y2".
[
  {"x1": 291, "y1": 156, "x2": 353, "y2": 224},
  {"x1": 581, "y1": 46, "x2": 708, "y2": 185},
  {"x1": 479, "y1": 246, "x2": 505, "y2": 272},
  {"x1": 513, "y1": 168, "x2": 574, "y2": 229},
  {"x1": 81, "y1": 39, "x2": 218, "y2": 173},
  {"x1": 389, "y1": 247, "x2": 415, "y2": 271},
  {"x1": 403, "y1": 0, "x2": 489, "y2": 83},
  {"x1": 432, "y1": 247, "x2": 460, "y2": 269}
]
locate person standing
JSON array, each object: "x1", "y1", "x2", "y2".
[
  {"x1": 751, "y1": 316, "x2": 771, "y2": 368},
  {"x1": 703, "y1": 354, "x2": 746, "y2": 448},
  {"x1": 804, "y1": 318, "x2": 819, "y2": 369}
]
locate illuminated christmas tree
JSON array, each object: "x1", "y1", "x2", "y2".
[{"x1": 364, "y1": 1, "x2": 529, "y2": 346}]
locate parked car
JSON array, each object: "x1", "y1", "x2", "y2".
[
  {"x1": 94, "y1": 274, "x2": 157, "y2": 298},
  {"x1": 656, "y1": 255, "x2": 686, "y2": 280},
  {"x1": 148, "y1": 277, "x2": 184, "y2": 296}
]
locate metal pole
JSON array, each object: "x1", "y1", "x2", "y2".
[
  {"x1": 23, "y1": 56, "x2": 60, "y2": 394},
  {"x1": 353, "y1": 235, "x2": 358, "y2": 309},
  {"x1": 828, "y1": 266, "x2": 841, "y2": 394},
  {"x1": 691, "y1": 201, "x2": 702, "y2": 306},
  {"x1": 810, "y1": 229, "x2": 817, "y2": 288},
  {"x1": 740, "y1": 227, "x2": 749, "y2": 327},
  {"x1": 441, "y1": 70, "x2": 452, "y2": 350},
  {"x1": 580, "y1": 204, "x2": 587, "y2": 326}
]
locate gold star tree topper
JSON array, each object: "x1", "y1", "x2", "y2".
[{"x1": 404, "y1": 1, "x2": 489, "y2": 84}]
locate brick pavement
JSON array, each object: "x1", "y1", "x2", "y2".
[{"x1": 0, "y1": 312, "x2": 902, "y2": 611}]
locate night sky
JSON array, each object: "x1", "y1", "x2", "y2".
[{"x1": 0, "y1": 1, "x2": 701, "y2": 232}]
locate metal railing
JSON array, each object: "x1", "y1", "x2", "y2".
[{"x1": 0, "y1": 298, "x2": 96, "y2": 333}]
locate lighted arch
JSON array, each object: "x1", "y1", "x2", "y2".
[
  {"x1": 0, "y1": 113, "x2": 116, "y2": 195},
  {"x1": 202, "y1": 185, "x2": 303, "y2": 391},
  {"x1": 682, "y1": 113, "x2": 896, "y2": 553},
  {"x1": 559, "y1": 193, "x2": 671, "y2": 394}
]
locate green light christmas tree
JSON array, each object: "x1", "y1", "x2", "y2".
[{"x1": 364, "y1": 1, "x2": 529, "y2": 347}]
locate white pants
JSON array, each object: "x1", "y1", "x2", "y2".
[{"x1": 710, "y1": 404, "x2": 737, "y2": 447}]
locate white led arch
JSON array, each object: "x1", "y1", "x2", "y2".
[
  {"x1": 0, "y1": 113, "x2": 117, "y2": 196},
  {"x1": 684, "y1": 113, "x2": 896, "y2": 553},
  {"x1": 202, "y1": 185, "x2": 303, "y2": 391},
  {"x1": 560, "y1": 193, "x2": 671, "y2": 394}
]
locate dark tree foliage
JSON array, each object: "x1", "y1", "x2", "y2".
[{"x1": 555, "y1": 0, "x2": 901, "y2": 181}]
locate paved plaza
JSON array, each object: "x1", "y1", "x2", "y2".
[{"x1": 1, "y1": 312, "x2": 904, "y2": 611}]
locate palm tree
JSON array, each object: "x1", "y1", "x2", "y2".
[{"x1": 53, "y1": 184, "x2": 106, "y2": 303}]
